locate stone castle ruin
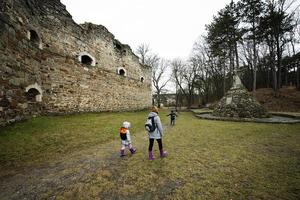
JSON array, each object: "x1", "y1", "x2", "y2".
[{"x1": 0, "y1": 0, "x2": 152, "y2": 127}]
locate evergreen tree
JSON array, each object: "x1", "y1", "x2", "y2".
[
  {"x1": 259, "y1": 0, "x2": 294, "y2": 94},
  {"x1": 206, "y1": 1, "x2": 242, "y2": 95}
]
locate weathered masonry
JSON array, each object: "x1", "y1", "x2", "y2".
[{"x1": 0, "y1": 0, "x2": 152, "y2": 127}]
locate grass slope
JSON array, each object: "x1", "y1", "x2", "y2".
[
  {"x1": 0, "y1": 111, "x2": 299, "y2": 199},
  {"x1": 254, "y1": 86, "x2": 300, "y2": 112}
]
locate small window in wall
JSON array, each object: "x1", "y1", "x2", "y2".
[
  {"x1": 140, "y1": 76, "x2": 145, "y2": 83},
  {"x1": 78, "y1": 52, "x2": 96, "y2": 67},
  {"x1": 27, "y1": 29, "x2": 43, "y2": 49},
  {"x1": 114, "y1": 41, "x2": 122, "y2": 51},
  {"x1": 26, "y1": 88, "x2": 41, "y2": 102},
  {"x1": 25, "y1": 83, "x2": 43, "y2": 102},
  {"x1": 81, "y1": 55, "x2": 93, "y2": 65},
  {"x1": 29, "y1": 30, "x2": 39, "y2": 43},
  {"x1": 115, "y1": 43, "x2": 122, "y2": 50},
  {"x1": 119, "y1": 69, "x2": 126, "y2": 76},
  {"x1": 117, "y1": 67, "x2": 126, "y2": 76}
]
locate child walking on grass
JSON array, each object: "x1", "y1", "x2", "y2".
[
  {"x1": 119, "y1": 121, "x2": 136, "y2": 157},
  {"x1": 167, "y1": 110, "x2": 178, "y2": 125},
  {"x1": 145, "y1": 106, "x2": 167, "y2": 161}
]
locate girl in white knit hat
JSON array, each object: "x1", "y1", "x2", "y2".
[{"x1": 119, "y1": 121, "x2": 136, "y2": 157}]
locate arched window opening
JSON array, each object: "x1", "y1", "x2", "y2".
[
  {"x1": 78, "y1": 52, "x2": 96, "y2": 67},
  {"x1": 29, "y1": 30, "x2": 39, "y2": 44},
  {"x1": 119, "y1": 69, "x2": 126, "y2": 76},
  {"x1": 81, "y1": 55, "x2": 93, "y2": 65},
  {"x1": 25, "y1": 83, "x2": 43, "y2": 102},
  {"x1": 26, "y1": 88, "x2": 41, "y2": 102},
  {"x1": 140, "y1": 76, "x2": 145, "y2": 83},
  {"x1": 117, "y1": 67, "x2": 127, "y2": 76},
  {"x1": 114, "y1": 42, "x2": 122, "y2": 51},
  {"x1": 27, "y1": 29, "x2": 43, "y2": 49}
]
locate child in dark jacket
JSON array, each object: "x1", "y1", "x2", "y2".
[{"x1": 167, "y1": 110, "x2": 178, "y2": 125}]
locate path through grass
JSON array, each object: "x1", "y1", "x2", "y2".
[{"x1": 0, "y1": 111, "x2": 299, "y2": 199}]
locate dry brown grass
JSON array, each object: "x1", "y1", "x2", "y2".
[
  {"x1": 0, "y1": 111, "x2": 300, "y2": 199},
  {"x1": 254, "y1": 86, "x2": 300, "y2": 112}
]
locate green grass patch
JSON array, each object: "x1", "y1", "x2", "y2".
[
  {"x1": 80, "y1": 112, "x2": 300, "y2": 200},
  {"x1": 0, "y1": 110, "x2": 299, "y2": 199},
  {"x1": 0, "y1": 110, "x2": 167, "y2": 168}
]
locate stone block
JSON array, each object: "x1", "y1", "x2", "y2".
[
  {"x1": 10, "y1": 99, "x2": 18, "y2": 108},
  {"x1": 18, "y1": 103, "x2": 28, "y2": 109}
]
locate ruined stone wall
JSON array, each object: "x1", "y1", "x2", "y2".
[{"x1": 0, "y1": 0, "x2": 152, "y2": 126}]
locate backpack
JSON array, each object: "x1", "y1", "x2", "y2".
[
  {"x1": 120, "y1": 127, "x2": 127, "y2": 140},
  {"x1": 145, "y1": 116, "x2": 156, "y2": 132},
  {"x1": 171, "y1": 113, "x2": 176, "y2": 120}
]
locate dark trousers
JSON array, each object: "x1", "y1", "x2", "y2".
[
  {"x1": 148, "y1": 138, "x2": 163, "y2": 151},
  {"x1": 171, "y1": 118, "x2": 175, "y2": 125}
]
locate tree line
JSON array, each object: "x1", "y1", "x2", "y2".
[{"x1": 137, "y1": 0, "x2": 300, "y2": 109}]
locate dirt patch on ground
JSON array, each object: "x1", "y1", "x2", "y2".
[{"x1": 0, "y1": 142, "x2": 119, "y2": 200}]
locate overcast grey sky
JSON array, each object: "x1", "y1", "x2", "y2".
[{"x1": 60, "y1": 0, "x2": 234, "y2": 60}]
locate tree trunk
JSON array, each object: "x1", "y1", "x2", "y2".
[
  {"x1": 223, "y1": 65, "x2": 226, "y2": 96},
  {"x1": 269, "y1": 39, "x2": 278, "y2": 96},
  {"x1": 205, "y1": 78, "x2": 209, "y2": 104},
  {"x1": 267, "y1": 68, "x2": 270, "y2": 88},
  {"x1": 253, "y1": 39, "x2": 257, "y2": 92},
  {"x1": 285, "y1": 66, "x2": 288, "y2": 86},
  {"x1": 157, "y1": 92, "x2": 161, "y2": 108},
  {"x1": 188, "y1": 94, "x2": 192, "y2": 109},
  {"x1": 273, "y1": 66, "x2": 278, "y2": 96},
  {"x1": 276, "y1": 37, "x2": 282, "y2": 89},
  {"x1": 229, "y1": 47, "x2": 234, "y2": 74},
  {"x1": 234, "y1": 40, "x2": 239, "y2": 70},
  {"x1": 175, "y1": 84, "x2": 179, "y2": 111},
  {"x1": 297, "y1": 62, "x2": 300, "y2": 90},
  {"x1": 270, "y1": 45, "x2": 278, "y2": 96}
]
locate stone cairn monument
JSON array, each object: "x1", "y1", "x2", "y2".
[{"x1": 212, "y1": 74, "x2": 268, "y2": 118}]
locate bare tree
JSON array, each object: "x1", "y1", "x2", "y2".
[
  {"x1": 152, "y1": 58, "x2": 171, "y2": 108},
  {"x1": 239, "y1": 0, "x2": 265, "y2": 92},
  {"x1": 135, "y1": 43, "x2": 150, "y2": 65},
  {"x1": 171, "y1": 59, "x2": 185, "y2": 110},
  {"x1": 171, "y1": 57, "x2": 202, "y2": 109},
  {"x1": 191, "y1": 36, "x2": 229, "y2": 102},
  {"x1": 136, "y1": 44, "x2": 171, "y2": 108},
  {"x1": 290, "y1": 10, "x2": 300, "y2": 89}
]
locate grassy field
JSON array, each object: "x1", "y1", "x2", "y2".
[
  {"x1": 0, "y1": 110, "x2": 300, "y2": 199},
  {"x1": 0, "y1": 110, "x2": 165, "y2": 169}
]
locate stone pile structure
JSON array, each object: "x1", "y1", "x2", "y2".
[
  {"x1": 0, "y1": 0, "x2": 152, "y2": 127},
  {"x1": 212, "y1": 75, "x2": 268, "y2": 118}
]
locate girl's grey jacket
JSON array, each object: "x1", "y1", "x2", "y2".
[{"x1": 147, "y1": 112, "x2": 164, "y2": 139}]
